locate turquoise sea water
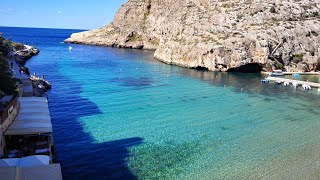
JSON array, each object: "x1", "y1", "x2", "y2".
[{"x1": 1, "y1": 27, "x2": 320, "y2": 179}]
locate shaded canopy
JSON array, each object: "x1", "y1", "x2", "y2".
[
  {"x1": 0, "y1": 155, "x2": 49, "y2": 167},
  {"x1": 5, "y1": 97, "x2": 53, "y2": 135},
  {"x1": 0, "y1": 163, "x2": 62, "y2": 180}
]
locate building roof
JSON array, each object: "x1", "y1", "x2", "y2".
[
  {"x1": 5, "y1": 97, "x2": 52, "y2": 135},
  {"x1": 0, "y1": 156, "x2": 62, "y2": 180},
  {"x1": 0, "y1": 164, "x2": 62, "y2": 180},
  {"x1": 0, "y1": 155, "x2": 49, "y2": 167}
]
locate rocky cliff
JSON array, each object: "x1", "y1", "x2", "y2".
[
  {"x1": 0, "y1": 35, "x2": 39, "y2": 97},
  {"x1": 65, "y1": 0, "x2": 320, "y2": 72}
]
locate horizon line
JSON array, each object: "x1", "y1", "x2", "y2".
[{"x1": 0, "y1": 25, "x2": 89, "y2": 31}]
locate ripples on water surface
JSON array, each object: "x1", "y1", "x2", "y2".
[{"x1": 1, "y1": 27, "x2": 320, "y2": 179}]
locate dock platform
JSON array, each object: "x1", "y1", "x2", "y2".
[
  {"x1": 262, "y1": 71, "x2": 320, "y2": 75},
  {"x1": 265, "y1": 77, "x2": 320, "y2": 88}
]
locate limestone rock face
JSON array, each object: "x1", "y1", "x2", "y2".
[{"x1": 65, "y1": 0, "x2": 320, "y2": 72}]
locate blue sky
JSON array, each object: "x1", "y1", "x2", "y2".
[{"x1": 0, "y1": 0, "x2": 127, "y2": 30}]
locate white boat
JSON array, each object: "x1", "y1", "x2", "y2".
[
  {"x1": 292, "y1": 82, "x2": 298, "y2": 87},
  {"x1": 275, "y1": 80, "x2": 282, "y2": 85},
  {"x1": 302, "y1": 84, "x2": 311, "y2": 90},
  {"x1": 261, "y1": 79, "x2": 270, "y2": 83},
  {"x1": 68, "y1": 46, "x2": 73, "y2": 51},
  {"x1": 283, "y1": 82, "x2": 289, "y2": 86},
  {"x1": 269, "y1": 70, "x2": 284, "y2": 76},
  {"x1": 318, "y1": 88, "x2": 320, "y2": 92},
  {"x1": 38, "y1": 84, "x2": 45, "y2": 89}
]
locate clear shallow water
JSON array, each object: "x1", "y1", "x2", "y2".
[{"x1": 1, "y1": 27, "x2": 320, "y2": 179}]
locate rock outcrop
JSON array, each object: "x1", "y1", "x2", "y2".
[
  {"x1": 0, "y1": 35, "x2": 39, "y2": 65},
  {"x1": 65, "y1": 0, "x2": 320, "y2": 72},
  {"x1": 0, "y1": 35, "x2": 40, "y2": 97},
  {"x1": 14, "y1": 45, "x2": 39, "y2": 65}
]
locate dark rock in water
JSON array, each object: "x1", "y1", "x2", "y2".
[
  {"x1": 20, "y1": 66, "x2": 30, "y2": 76},
  {"x1": 110, "y1": 77, "x2": 153, "y2": 87},
  {"x1": 31, "y1": 77, "x2": 52, "y2": 96}
]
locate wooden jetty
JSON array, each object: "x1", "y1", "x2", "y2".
[
  {"x1": 265, "y1": 76, "x2": 320, "y2": 88},
  {"x1": 283, "y1": 72, "x2": 320, "y2": 75},
  {"x1": 262, "y1": 71, "x2": 320, "y2": 75}
]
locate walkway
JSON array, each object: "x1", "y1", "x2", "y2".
[
  {"x1": 9, "y1": 59, "x2": 33, "y2": 96},
  {"x1": 266, "y1": 76, "x2": 320, "y2": 88}
]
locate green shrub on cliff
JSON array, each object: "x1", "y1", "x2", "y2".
[
  {"x1": 0, "y1": 36, "x2": 11, "y2": 55},
  {"x1": 292, "y1": 54, "x2": 304, "y2": 63},
  {"x1": 276, "y1": 63, "x2": 284, "y2": 70},
  {"x1": 293, "y1": 54, "x2": 304, "y2": 60},
  {"x1": 0, "y1": 41, "x2": 18, "y2": 98},
  {"x1": 11, "y1": 42, "x2": 25, "y2": 51},
  {"x1": 0, "y1": 35, "x2": 25, "y2": 54}
]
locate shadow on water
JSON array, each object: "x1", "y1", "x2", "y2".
[
  {"x1": 109, "y1": 77, "x2": 153, "y2": 87},
  {"x1": 47, "y1": 68, "x2": 143, "y2": 180},
  {"x1": 9, "y1": 22, "x2": 317, "y2": 179},
  {"x1": 0, "y1": 27, "x2": 146, "y2": 179},
  {"x1": 178, "y1": 68, "x2": 320, "y2": 100}
]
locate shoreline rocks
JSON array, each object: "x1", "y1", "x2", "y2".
[
  {"x1": 14, "y1": 45, "x2": 40, "y2": 65},
  {"x1": 30, "y1": 75, "x2": 52, "y2": 97},
  {"x1": 0, "y1": 34, "x2": 49, "y2": 97},
  {"x1": 65, "y1": 0, "x2": 320, "y2": 73}
]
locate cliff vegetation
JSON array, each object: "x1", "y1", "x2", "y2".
[{"x1": 0, "y1": 36, "x2": 20, "y2": 98}]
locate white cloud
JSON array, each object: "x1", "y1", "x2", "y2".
[
  {"x1": 57, "y1": 10, "x2": 62, "y2": 14},
  {"x1": 7, "y1": 8, "x2": 13, "y2": 11}
]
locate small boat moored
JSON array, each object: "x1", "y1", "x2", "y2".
[
  {"x1": 269, "y1": 70, "x2": 284, "y2": 76},
  {"x1": 283, "y1": 82, "x2": 289, "y2": 86},
  {"x1": 275, "y1": 80, "x2": 282, "y2": 85},
  {"x1": 261, "y1": 79, "x2": 270, "y2": 83},
  {"x1": 69, "y1": 46, "x2": 73, "y2": 51},
  {"x1": 292, "y1": 82, "x2": 298, "y2": 87},
  {"x1": 302, "y1": 84, "x2": 311, "y2": 90}
]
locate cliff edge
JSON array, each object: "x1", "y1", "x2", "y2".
[
  {"x1": 65, "y1": 0, "x2": 320, "y2": 72},
  {"x1": 0, "y1": 35, "x2": 39, "y2": 97}
]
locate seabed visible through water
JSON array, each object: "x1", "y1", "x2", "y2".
[{"x1": 2, "y1": 26, "x2": 320, "y2": 179}]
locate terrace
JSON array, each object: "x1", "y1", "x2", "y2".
[{"x1": 1, "y1": 97, "x2": 54, "y2": 162}]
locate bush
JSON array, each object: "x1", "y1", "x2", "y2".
[
  {"x1": 276, "y1": 63, "x2": 283, "y2": 69},
  {"x1": 0, "y1": 52, "x2": 18, "y2": 97},
  {"x1": 11, "y1": 42, "x2": 25, "y2": 51},
  {"x1": 293, "y1": 54, "x2": 304, "y2": 60},
  {"x1": 312, "y1": 11, "x2": 319, "y2": 17},
  {"x1": 292, "y1": 54, "x2": 304, "y2": 63},
  {"x1": 270, "y1": 7, "x2": 276, "y2": 13}
]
